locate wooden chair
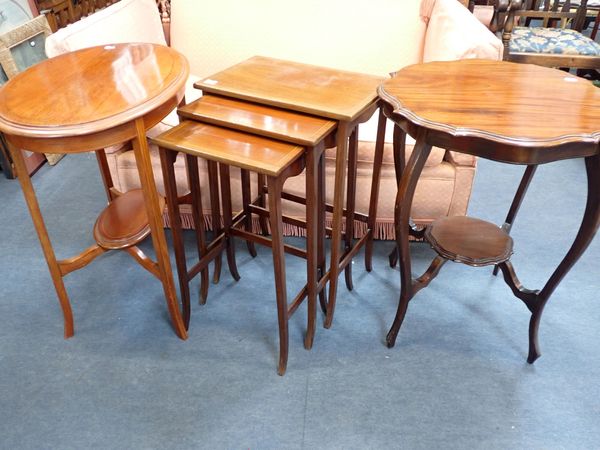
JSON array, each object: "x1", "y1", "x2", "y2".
[
  {"x1": 492, "y1": 0, "x2": 600, "y2": 70},
  {"x1": 36, "y1": 0, "x2": 77, "y2": 32}
]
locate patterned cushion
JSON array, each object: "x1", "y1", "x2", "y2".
[{"x1": 509, "y1": 26, "x2": 600, "y2": 56}]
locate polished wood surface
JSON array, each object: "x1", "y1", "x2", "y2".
[
  {"x1": 195, "y1": 56, "x2": 383, "y2": 121},
  {"x1": 154, "y1": 114, "x2": 319, "y2": 375},
  {"x1": 151, "y1": 121, "x2": 305, "y2": 177},
  {"x1": 0, "y1": 43, "x2": 188, "y2": 139},
  {"x1": 1, "y1": 43, "x2": 189, "y2": 340},
  {"x1": 195, "y1": 55, "x2": 384, "y2": 330},
  {"x1": 381, "y1": 60, "x2": 600, "y2": 364},
  {"x1": 178, "y1": 95, "x2": 337, "y2": 146},
  {"x1": 378, "y1": 59, "x2": 600, "y2": 147},
  {"x1": 425, "y1": 216, "x2": 513, "y2": 266},
  {"x1": 93, "y1": 189, "x2": 165, "y2": 250}
]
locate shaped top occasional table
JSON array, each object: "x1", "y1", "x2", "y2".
[
  {"x1": 378, "y1": 59, "x2": 600, "y2": 362},
  {"x1": 195, "y1": 56, "x2": 384, "y2": 328},
  {"x1": 0, "y1": 43, "x2": 189, "y2": 339}
]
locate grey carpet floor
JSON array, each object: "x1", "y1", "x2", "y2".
[{"x1": 0, "y1": 153, "x2": 598, "y2": 449}]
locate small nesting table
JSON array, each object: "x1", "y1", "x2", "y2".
[
  {"x1": 152, "y1": 109, "x2": 336, "y2": 375},
  {"x1": 0, "y1": 43, "x2": 189, "y2": 339},
  {"x1": 378, "y1": 59, "x2": 600, "y2": 362}
]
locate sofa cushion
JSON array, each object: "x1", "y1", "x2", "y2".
[
  {"x1": 324, "y1": 141, "x2": 445, "y2": 168},
  {"x1": 171, "y1": 0, "x2": 427, "y2": 78},
  {"x1": 423, "y1": 0, "x2": 502, "y2": 62},
  {"x1": 45, "y1": 0, "x2": 166, "y2": 57}
]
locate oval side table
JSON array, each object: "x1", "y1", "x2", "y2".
[
  {"x1": 0, "y1": 43, "x2": 189, "y2": 339},
  {"x1": 378, "y1": 59, "x2": 600, "y2": 362}
]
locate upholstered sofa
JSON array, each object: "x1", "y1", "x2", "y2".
[{"x1": 46, "y1": 0, "x2": 502, "y2": 238}]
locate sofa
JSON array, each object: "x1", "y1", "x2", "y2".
[{"x1": 45, "y1": 0, "x2": 502, "y2": 238}]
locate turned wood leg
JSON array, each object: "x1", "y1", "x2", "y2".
[
  {"x1": 324, "y1": 121, "x2": 350, "y2": 329},
  {"x1": 386, "y1": 131, "x2": 432, "y2": 348},
  {"x1": 159, "y1": 147, "x2": 191, "y2": 329},
  {"x1": 9, "y1": 144, "x2": 75, "y2": 338},
  {"x1": 241, "y1": 169, "x2": 258, "y2": 257},
  {"x1": 256, "y1": 173, "x2": 270, "y2": 235},
  {"x1": 343, "y1": 127, "x2": 358, "y2": 291},
  {"x1": 132, "y1": 118, "x2": 187, "y2": 339},
  {"x1": 218, "y1": 163, "x2": 241, "y2": 281},
  {"x1": 304, "y1": 145, "x2": 321, "y2": 350},
  {"x1": 492, "y1": 164, "x2": 538, "y2": 276},
  {"x1": 267, "y1": 176, "x2": 289, "y2": 375},
  {"x1": 365, "y1": 107, "x2": 386, "y2": 272},
  {"x1": 185, "y1": 154, "x2": 210, "y2": 305},
  {"x1": 388, "y1": 124, "x2": 406, "y2": 268},
  {"x1": 207, "y1": 160, "x2": 223, "y2": 284}
]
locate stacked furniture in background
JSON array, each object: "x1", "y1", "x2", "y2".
[
  {"x1": 35, "y1": 0, "x2": 121, "y2": 31},
  {"x1": 492, "y1": 0, "x2": 600, "y2": 70},
  {"x1": 45, "y1": 0, "x2": 503, "y2": 239}
]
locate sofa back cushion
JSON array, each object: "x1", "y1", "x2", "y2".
[
  {"x1": 45, "y1": 0, "x2": 166, "y2": 57},
  {"x1": 170, "y1": 0, "x2": 428, "y2": 78},
  {"x1": 423, "y1": 0, "x2": 502, "y2": 61}
]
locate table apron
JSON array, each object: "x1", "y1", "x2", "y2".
[{"x1": 383, "y1": 108, "x2": 599, "y2": 165}]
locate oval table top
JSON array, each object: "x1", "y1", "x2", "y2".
[
  {"x1": 0, "y1": 43, "x2": 189, "y2": 138},
  {"x1": 378, "y1": 59, "x2": 600, "y2": 148}
]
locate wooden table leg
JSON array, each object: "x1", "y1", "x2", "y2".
[
  {"x1": 499, "y1": 154, "x2": 600, "y2": 363},
  {"x1": 267, "y1": 175, "x2": 289, "y2": 375},
  {"x1": 241, "y1": 169, "x2": 258, "y2": 257},
  {"x1": 159, "y1": 147, "x2": 191, "y2": 329},
  {"x1": 365, "y1": 108, "x2": 387, "y2": 272},
  {"x1": 304, "y1": 144, "x2": 322, "y2": 350},
  {"x1": 206, "y1": 160, "x2": 223, "y2": 284},
  {"x1": 343, "y1": 128, "x2": 358, "y2": 291},
  {"x1": 218, "y1": 163, "x2": 241, "y2": 281},
  {"x1": 324, "y1": 121, "x2": 350, "y2": 329},
  {"x1": 389, "y1": 124, "x2": 406, "y2": 268},
  {"x1": 256, "y1": 173, "x2": 269, "y2": 236},
  {"x1": 9, "y1": 144, "x2": 74, "y2": 338},
  {"x1": 185, "y1": 154, "x2": 211, "y2": 304},
  {"x1": 386, "y1": 130, "x2": 432, "y2": 348},
  {"x1": 132, "y1": 118, "x2": 187, "y2": 340},
  {"x1": 317, "y1": 146, "x2": 327, "y2": 313},
  {"x1": 492, "y1": 164, "x2": 538, "y2": 275}
]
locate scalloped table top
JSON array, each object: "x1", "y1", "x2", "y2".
[{"x1": 378, "y1": 59, "x2": 600, "y2": 147}]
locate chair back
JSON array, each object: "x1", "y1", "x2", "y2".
[{"x1": 499, "y1": 0, "x2": 589, "y2": 34}]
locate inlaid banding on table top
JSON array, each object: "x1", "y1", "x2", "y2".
[
  {"x1": 178, "y1": 95, "x2": 337, "y2": 146},
  {"x1": 194, "y1": 56, "x2": 384, "y2": 122},
  {"x1": 0, "y1": 43, "x2": 189, "y2": 138},
  {"x1": 150, "y1": 121, "x2": 305, "y2": 177},
  {"x1": 378, "y1": 59, "x2": 600, "y2": 147}
]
